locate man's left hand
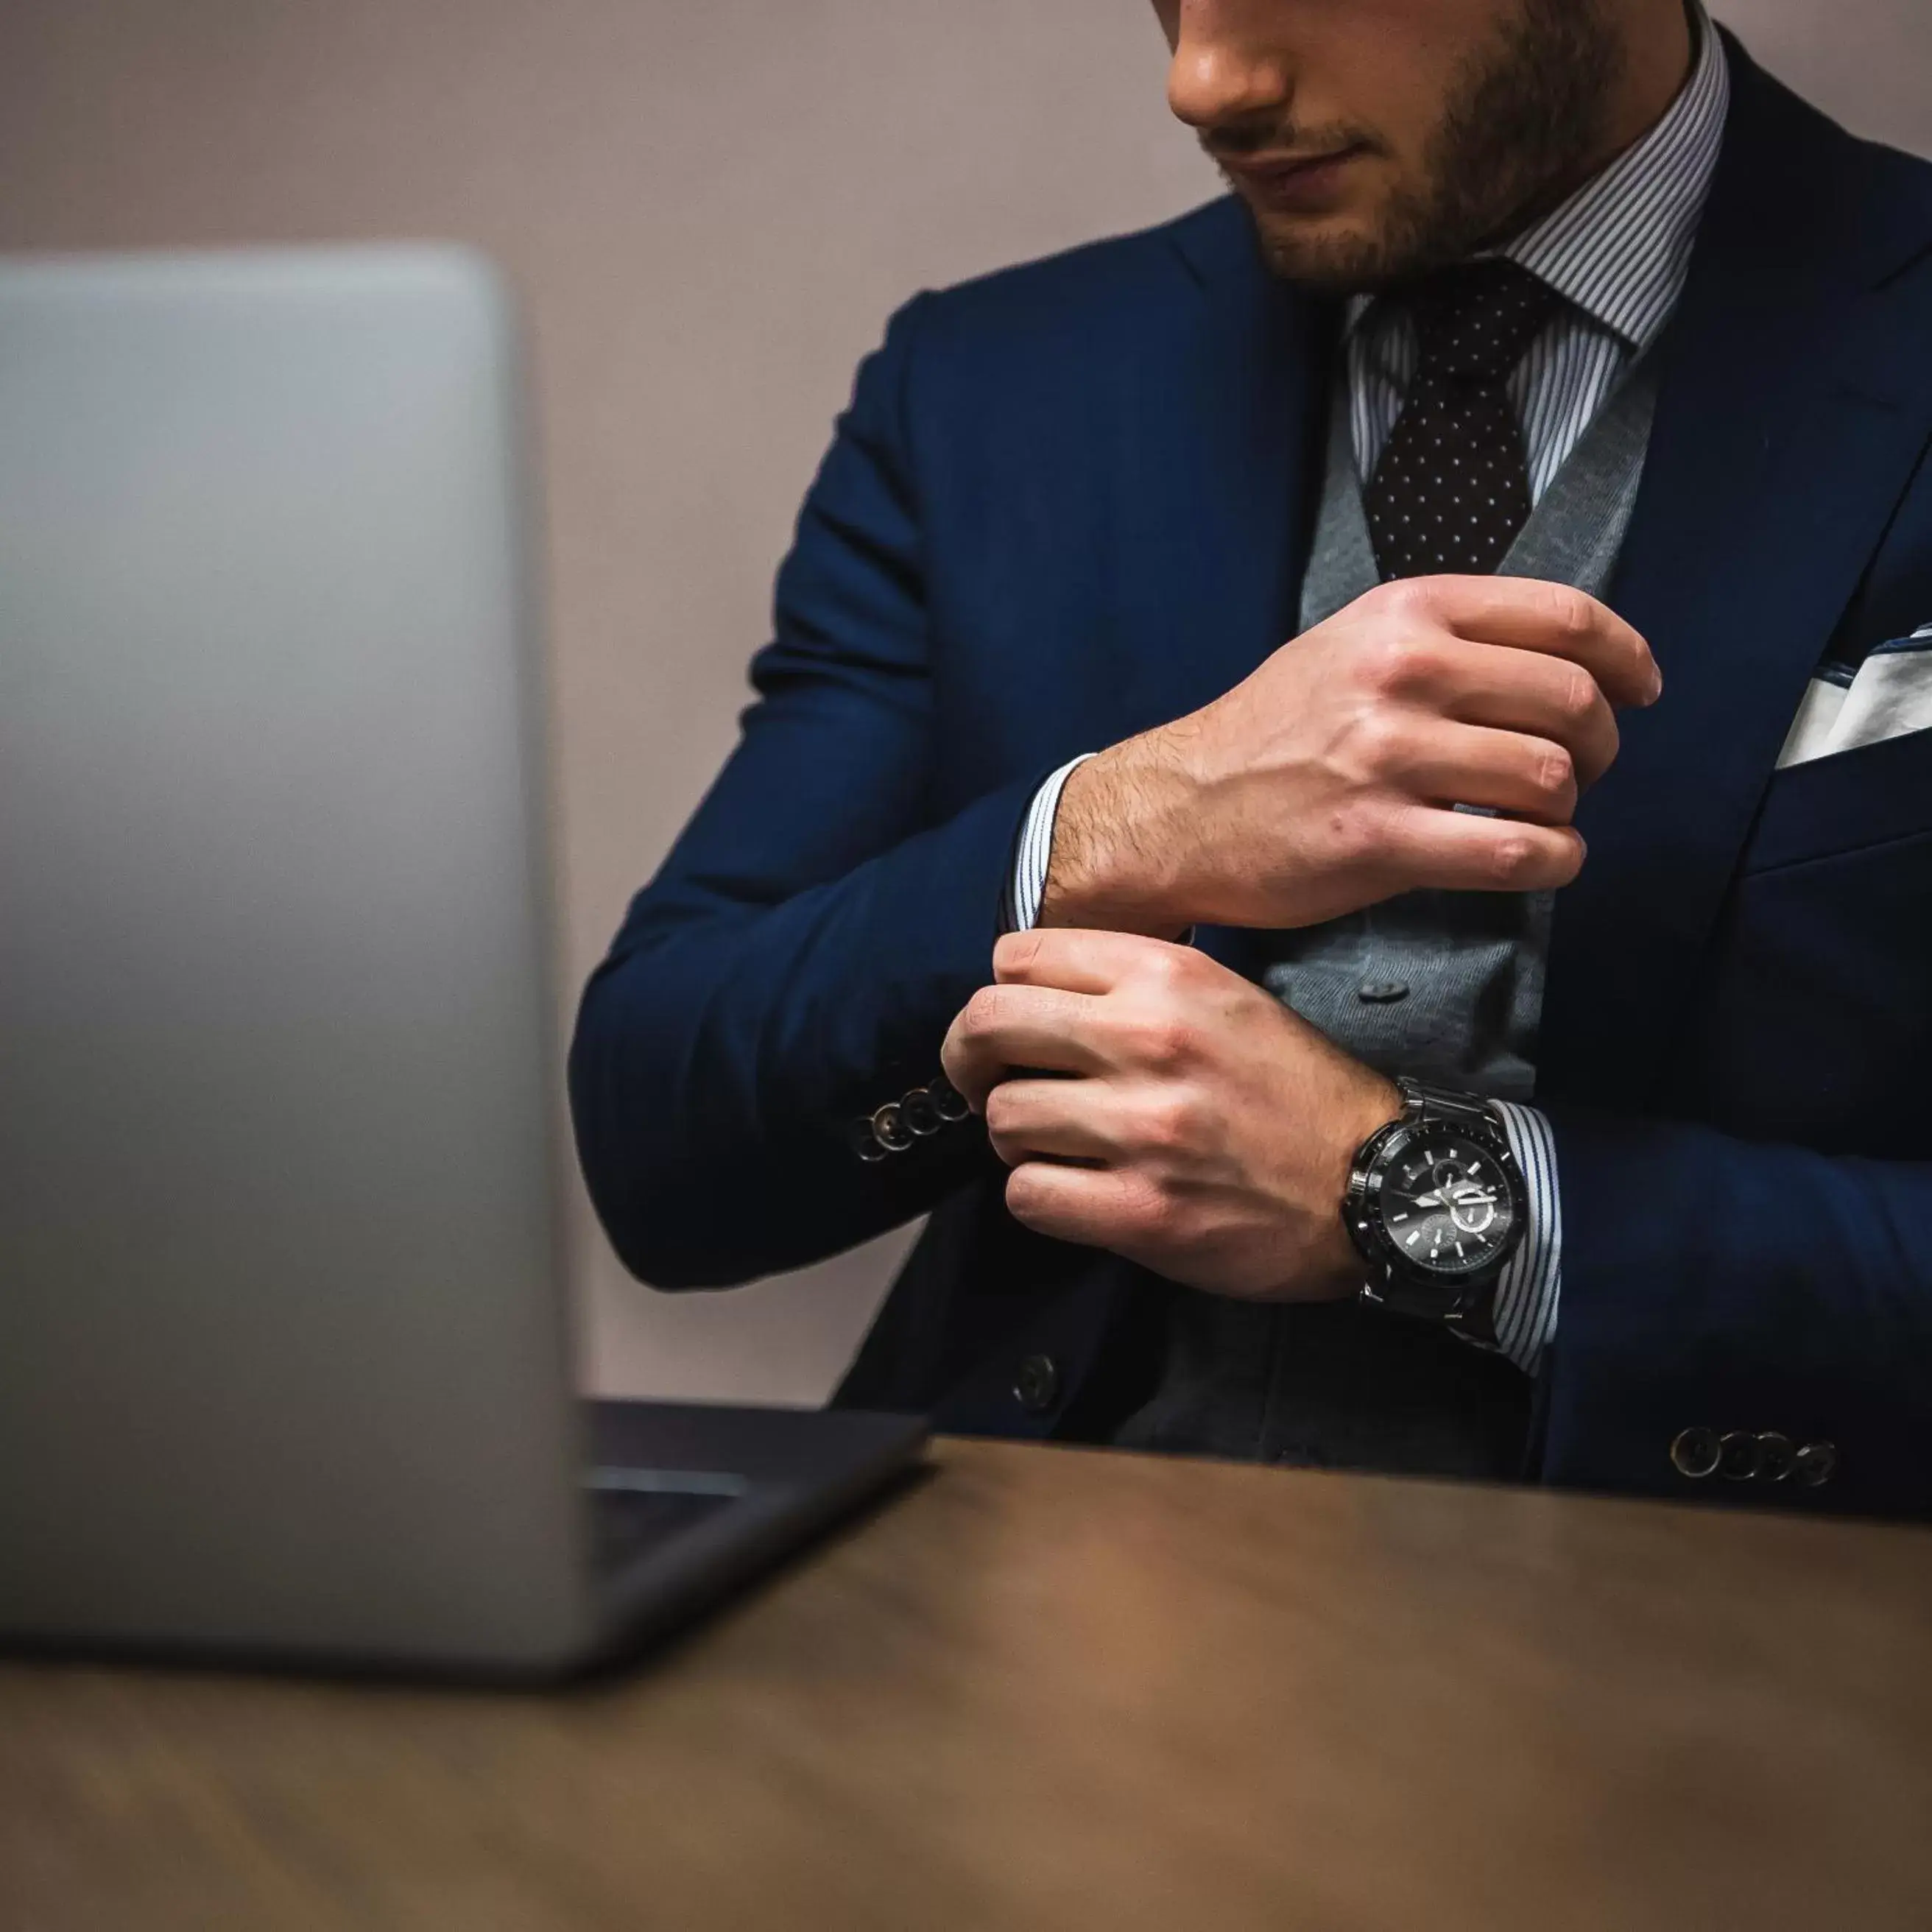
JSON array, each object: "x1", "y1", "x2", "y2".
[{"x1": 941, "y1": 930, "x2": 1400, "y2": 1301}]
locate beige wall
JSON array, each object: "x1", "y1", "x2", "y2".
[{"x1": 4, "y1": 1, "x2": 1928, "y2": 1404}]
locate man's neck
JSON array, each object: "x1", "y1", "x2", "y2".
[{"x1": 1506, "y1": 0, "x2": 1699, "y2": 240}]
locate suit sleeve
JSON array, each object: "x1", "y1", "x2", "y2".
[
  {"x1": 568, "y1": 295, "x2": 1030, "y2": 1290},
  {"x1": 1539, "y1": 1104, "x2": 1932, "y2": 1516}
]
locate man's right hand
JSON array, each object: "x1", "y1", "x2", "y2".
[{"x1": 1040, "y1": 574, "x2": 1661, "y2": 936}]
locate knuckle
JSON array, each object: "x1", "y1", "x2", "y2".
[
  {"x1": 1367, "y1": 577, "x2": 1436, "y2": 627},
  {"x1": 1138, "y1": 942, "x2": 1188, "y2": 992},
  {"x1": 1146, "y1": 941, "x2": 1213, "y2": 999},
  {"x1": 959, "y1": 985, "x2": 1014, "y2": 1043},
  {"x1": 1536, "y1": 581, "x2": 1596, "y2": 642},
  {"x1": 1534, "y1": 744, "x2": 1576, "y2": 803},
  {"x1": 1138, "y1": 1092, "x2": 1196, "y2": 1153},
  {"x1": 1486, "y1": 828, "x2": 1545, "y2": 887},
  {"x1": 1558, "y1": 664, "x2": 1598, "y2": 724},
  {"x1": 1353, "y1": 630, "x2": 1426, "y2": 701},
  {"x1": 1128, "y1": 1175, "x2": 1182, "y2": 1242},
  {"x1": 1129, "y1": 1012, "x2": 1196, "y2": 1073},
  {"x1": 1341, "y1": 705, "x2": 1410, "y2": 780},
  {"x1": 991, "y1": 928, "x2": 1042, "y2": 979}
]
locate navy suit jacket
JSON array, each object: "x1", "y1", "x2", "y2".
[{"x1": 571, "y1": 43, "x2": 1932, "y2": 1517}]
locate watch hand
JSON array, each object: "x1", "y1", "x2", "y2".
[{"x1": 1414, "y1": 1183, "x2": 1498, "y2": 1210}]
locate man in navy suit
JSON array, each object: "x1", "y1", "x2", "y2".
[{"x1": 571, "y1": 0, "x2": 1932, "y2": 1516}]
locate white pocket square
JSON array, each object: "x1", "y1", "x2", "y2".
[{"x1": 1777, "y1": 624, "x2": 1932, "y2": 769}]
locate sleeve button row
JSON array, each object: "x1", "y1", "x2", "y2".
[
  {"x1": 1013, "y1": 1353, "x2": 1062, "y2": 1413},
  {"x1": 1671, "y1": 1427, "x2": 1835, "y2": 1487},
  {"x1": 850, "y1": 1073, "x2": 972, "y2": 1163}
]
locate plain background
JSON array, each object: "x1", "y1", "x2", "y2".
[{"x1": 4, "y1": 1, "x2": 1928, "y2": 1404}]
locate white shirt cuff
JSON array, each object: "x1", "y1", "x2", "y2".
[
  {"x1": 1000, "y1": 753, "x2": 1096, "y2": 933},
  {"x1": 1487, "y1": 1099, "x2": 1562, "y2": 1375}
]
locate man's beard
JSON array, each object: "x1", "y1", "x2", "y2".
[{"x1": 1217, "y1": 0, "x2": 1629, "y2": 292}]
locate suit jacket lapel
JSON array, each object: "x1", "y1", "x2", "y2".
[
  {"x1": 1098, "y1": 200, "x2": 1334, "y2": 735},
  {"x1": 1132, "y1": 200, "x2": 1336, "y2": 979},
  {"x1": 1539, "y1": 46, "x2": 1932, "y2": 1109}
]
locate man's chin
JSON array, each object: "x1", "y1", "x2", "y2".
[
  {"x1": 1244, "y1": 211, "x2": 1406, "y2": 294},
  {"x1": 1231, "y1": 190, "x2": 1428, "y2": 295}
]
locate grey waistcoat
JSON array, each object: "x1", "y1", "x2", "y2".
[{"x1": 1112, "y1": 360, "x2": 1658, "y2": 1476}]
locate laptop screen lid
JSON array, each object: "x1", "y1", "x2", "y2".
[{"x1": 0, "y1": 248, "x2": 593, "y2": 1671}]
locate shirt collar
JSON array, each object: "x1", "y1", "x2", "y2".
[{"x1": 1346, "y1": 2, "x2": 1730, "y2": 352}]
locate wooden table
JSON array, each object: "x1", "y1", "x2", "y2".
[{"x1": 4, "y1": 1439, "x2": 1931, "y2": 1931}]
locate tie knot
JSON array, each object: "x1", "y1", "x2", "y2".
[{"x1": 1395, "y1": 258, "x2": 1561, "y2": 387}]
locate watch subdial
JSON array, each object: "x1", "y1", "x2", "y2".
[{"x1": 1432, "y1": 1160, "x2": 1499, "y2": 1236}]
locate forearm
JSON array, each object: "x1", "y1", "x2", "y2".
[{"x1": 1035, "y1": 736, "x2": 1200, "y2": 936}]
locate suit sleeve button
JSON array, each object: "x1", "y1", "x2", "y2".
[
  {"x1": 899, "y1": 1087, "x2": 942, "y2": 1137},
  {"x1": 1718, "y1": 1430, "x2": 1762, "y2": 1481},
  {"x1": 871, "y1": 1102, "x2": 914, "y2": 1153},
  {"x1": 1755, "y1": 1431, "x2": 1796, "y2": 1482},
  {"x1": 848, "y1": 1119, "x2": 887, "y2": 1164},
  {"x1": 928, "y1": 1073, "x2": 973, "y2": 1124},
  {"x1": 1013, "y1": 1354, "x2": 1062, "y2": 1414},
  {"x1": 1794, "y1": 1441, "x2": 1838, "y2": 1487},
  {"x1": 1670, "y1": 1426, "x2": 1721, "y2": 1479}
]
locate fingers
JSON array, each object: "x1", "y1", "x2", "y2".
[
  {"x1": 1381, "y1": 575, "x2": 1660, "y2": 711},
  {"x1": 1378, "y1": 802, "x2": 1587, "y2": 895},
  {"x1": 948, "y1": 938, "x2": 1237, "y2": 1112},
  {"x1": 983, "y1": 1076, "x2": 1121, "y2": 1167},
  {"x1": 1425, "y1": 635, "x2": 1621, "y2": 791},
  {"x1": 940, "y1": 983, "x2": 1105, "y2": 1112},
  {"x1": 991, "y1": 925, "x2": 1192, "y2": 993},
  {"x1": 1383, "y1": 717, "x2": 1578, "y2": 824},
  {"x1": 1001, "y1": 1161, "x2": 1159, "y2": 1251}
]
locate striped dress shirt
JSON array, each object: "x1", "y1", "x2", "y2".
[{"x1": 1004, "y1": 8, "x2": 1730, "y2": 1373}]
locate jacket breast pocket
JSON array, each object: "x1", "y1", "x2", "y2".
[
  {"x1": 1743, "y1": 722, "x2": 1932, "y2": 876},
  {"x1": 1684, "y1": 725, "x2": 1932, "y2": 1155}
]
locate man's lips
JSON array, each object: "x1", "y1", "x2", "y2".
[{"x1": 1218, "y1": 145, "x2": 1367, "y2": 211}]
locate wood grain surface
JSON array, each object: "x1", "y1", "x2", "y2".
[{"x1": 4, "y1": 1438, "x2": 1931, "y2": 1931}]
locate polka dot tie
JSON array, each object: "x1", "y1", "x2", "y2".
[{"x1": 1362, "y1": 259, "x2": 1563, "y2": 580}]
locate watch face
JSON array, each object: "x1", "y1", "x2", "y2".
[{"x1": 1375, "y1": 1127, "x2": 1518, "y2": 1277}]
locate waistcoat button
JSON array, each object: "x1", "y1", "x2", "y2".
[{"x1": 1358, "y1": 981, "x2": 1411, "y2": 1004}]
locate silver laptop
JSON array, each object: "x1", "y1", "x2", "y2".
[{"x1": 0, "y1": 247, "x2": 923, "y2": 1679}]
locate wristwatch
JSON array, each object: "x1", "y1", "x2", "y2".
[{"x1": 1342, "y1": 1077, "x2": 1527, "y2": 1349}]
